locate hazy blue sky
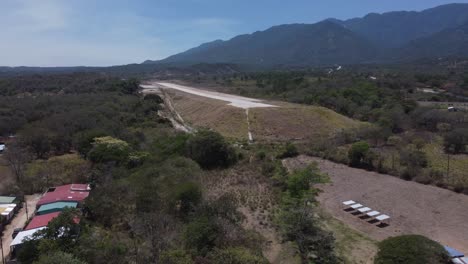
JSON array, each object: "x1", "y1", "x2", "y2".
[{"x1": 1, "y1": 0, "x2": 467, "y2": 66}]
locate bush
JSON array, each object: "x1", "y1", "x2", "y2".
[
  {"x1": 186, "y1": 130, "x2": 237, "y2": 169},
  {"x1": 375, "y1": 235, "x2": 450, "y2": 264},
  {"x1": 174, "y1": 182, "x2": 202, "y2": 216},
  {"x1": 348, "y1": 141, "x2": 370, "y2": 167},
  {"x1": 277, "y1": 143, "x2": 299, "y2": 159},
  {"x1": 444, "y1": 128, "x2": 468, "y2": 154},
  {"x1": 207, "y1": 247, "x2": 268, "y2": 264},
  {"x1": 35, "y1": 251, "x2": 86, "y2": 264},
  {"x1": 183, "y1": 217, "x2": 219, "y2": 256},
  {"x1": 160, "y1": 250, "x2": 193, "y2": 264}
]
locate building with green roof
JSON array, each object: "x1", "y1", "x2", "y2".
[
  {"x1": 0, "y1": 196, "x2": 19, "y2": 204},
  {"x1": 36, "y1": 201, "x2": 78, "y2": 215}
]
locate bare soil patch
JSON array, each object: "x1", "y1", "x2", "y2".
[
  {"x1": 168, "y1": 89, "x2": 249, "y2": 140},
  {"x1": 164, "y1": 88, "x2": 361, "y2": 142},
  {"x1": 283, "y1": 155, "x2": 468, "y2": 253}
]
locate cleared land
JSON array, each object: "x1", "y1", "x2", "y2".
[
  {"x1": 149, "y1": 83, "x2": 362, "y2": 142},
  {"x1": 166, "y1": 89, "x2": 250, "y2": 139},
  {"x1": 283, "y1": 155, "x2": 468, "y2": 253}
]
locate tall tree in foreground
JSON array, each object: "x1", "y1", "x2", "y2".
[{"x1": 375, "y1": 235, "x2": 449, "y2": 264}]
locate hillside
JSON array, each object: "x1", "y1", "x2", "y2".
[
  {"x1": 145, "y1": 3, "x2": 468, "y2": 67},
  {"x1": 335, "y1": 3, "x2": 468, "y2": 47},
  {"x1": 397, "y1": 21, "x2": 468, "y2": 60},
  {"x1": 159, "y1": 21, "x2": 378, "y2": 66}
]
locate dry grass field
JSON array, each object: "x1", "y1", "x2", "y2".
[
  {"x1": 167, "y1": 89, "x2": 250, "y2": 140},
  {"x1": 250, "y1": 101, "x2": 362, "y2": 142},
  {"x1": 166, "y1": 88, "x2": 363, "y2": 142}
]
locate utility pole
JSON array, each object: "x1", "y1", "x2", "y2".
[{"x1": 24, "y1": 194, "x2": 29, "y2": 221}]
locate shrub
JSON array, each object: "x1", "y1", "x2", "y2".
[
  {"x1": 186, "y1": 130, "x2": 237, "y2": 169},
  {"x1": 174, "y1": 182, "x2": 202, "y2": 216},
  {"x1": 35, "y1": 251, "x2": 86, "y2": 264},
  {"x1": 183, "y1": 217, "x2": 219, "y2": 256},
  {"x1": 207, "y1": 247, "x2": 268, "y2": 264},
  {"x1": 277, "y1": 143, "x2": 299, "y2": 159},
  {"x1": 160, "y1": 250, "x2": 193, "y2": 264},
  {"x1": 375, "y1": 235, "x2": 450, "y2": 264},
  {"x1": 444, "y1": 128, "x2": 468, "y2": 154},
  {"x1": 348, "y1": 141, "x2": 370, "y2": 167}
]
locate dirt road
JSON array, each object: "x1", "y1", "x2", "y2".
[
  {"x1": 1, "y1": 194, "x2": 40, "y2": 259},
  {"x1": 142, "y1": 82, "x2": 277, "y2": 109},
  {"x1": 283, "y1": 155, "x2": 468, "y2": 253}
]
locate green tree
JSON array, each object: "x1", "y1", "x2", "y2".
[
  {"x1": 87, "y1": 136, "x2": 131, "y2": 164},
  {"x1": 208, "y1": 247, "x2": 268, "y2": 264},
  {"x1": 173, "y1": 182, "x2": 202, "y2": 216},
  {"x1": 34, "y1": 251, "x2": 86, "y2": 264},
  {"x1": 277, "y1": 142, "x2": 299, "y2": 159},
  {"x1": 35, "y1": 208, "x2": 81, "y2": 254},
  {"x1": 186, "y1": 130, "x2": 237, "y2": 169},
  {"x1": 444, "y1": 128, "x2": 468, "y2": 154},
  {"x1": 348, "y1": 141, "x2": 370, "y2": 167},
  {"x1": 183, "y1": 216, "x2": 219, "y2": 256},
  {"x1": 375, "y1": 235, "x2": 449, "y2": 264},
  {"x1": 20, "y1": 126, "x2": 53, "y2": 159},
  {"x1": 160, "y1": 250, "x2": 193, "y2": 264},
  {"x1": 387, "y1": 136, "x2": 402, "y2": 171}
]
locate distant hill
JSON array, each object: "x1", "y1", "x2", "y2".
[
  {"x1": 334, "y1": 3, "x2": 468, "y2": 48},
  {"x1": 397, "y1": 21, "x2": 468, "y2": 60},
  {"x1": 156, "y1": 21, "x2": 378, "y2": 66},
  {"x1": 145, "y1": 3, "x2": 468, "y2": 67}
]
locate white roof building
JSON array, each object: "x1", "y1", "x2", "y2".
[{"x1": 10, "y1": 227, "x2": 46, "y2": 247}]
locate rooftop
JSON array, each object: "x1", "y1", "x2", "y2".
[
  {"x1": 37, "y1": 201, "x2": 78, "y2": 214},
  {"x1": 37, "y1": 184, "x2": 90, "y2": 207},
  {"x1": 25, "y1": 212, "x2": 60, "y2": 230},
  {"x1": 0, "y1": 196, "x2": 17, "y2": 204},
  {"x1": 10, "y1": 227, "x2": 46, "y2": 247}
]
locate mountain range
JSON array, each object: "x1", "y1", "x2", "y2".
[{"x1": 145, "y1": 3, "x2": 468, "y2": 67}]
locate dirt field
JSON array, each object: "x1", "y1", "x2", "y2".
[
  {"x1": 167, "y1": 89, "x2": 250, "y2": 140},
  {"x1": 283, "y1": 155, "x2": 468, "y2": 253}
]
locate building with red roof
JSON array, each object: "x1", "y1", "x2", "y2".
[
  {"x1": 25, "y1": 212, "x2": 81, "y2": 230},
  {"x1": 36, "y1": 184, "x2": 91, "y2": 208},
  {"x1": 24, "y1": 212, "x2": 60, "y2": 230}
]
